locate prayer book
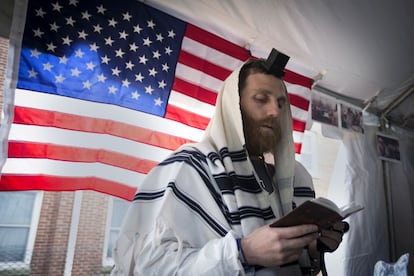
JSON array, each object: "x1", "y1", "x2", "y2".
[{"x1": 270, "y1": 197, "x2": 364, "y2": 229}]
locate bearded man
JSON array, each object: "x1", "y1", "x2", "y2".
[{"x1": 111, "y1": 49, "x2": 346, "y2": 276}]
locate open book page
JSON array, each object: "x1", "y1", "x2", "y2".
[
  {"x1": 338, "y1": 201, "x2": 364, "y2": 218},
  {"x1": 310, "y1": 197, "x2": 342, "y2": 212},
  {"x1": 312, "y1": 197, "x2": 364, "y2": 218},
  {"x1": 270, "y1": 197, "x2": 364, "y2": 229}
]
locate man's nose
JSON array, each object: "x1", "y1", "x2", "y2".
[{"x1": 266, "y1": 100, "x2": 281, "y2": 117}]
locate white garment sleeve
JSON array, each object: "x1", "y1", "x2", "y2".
[
  {"x1": 111, "y1": 158, "x2": 245, "y2": 275},
  {"x1": 111, "y1": 218, "x2": 243, "y2": 275}
]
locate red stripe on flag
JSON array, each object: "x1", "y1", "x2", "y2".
[
  {"x1": 185, "y1": 24, "x2": 250, "y2": 61},
  {"x1": 164, "y1": 104, "x2": 211, "y2": 130},
  {"x1": 178, "y1": 50, "x2": 232, "y2": 81},
  {"x1": 172, "y1": 78, "x2": 218, "y2": 105},
  {"x1": 8, "y1": 141, "x2": 158, "y2": 174},
  {"x1": 0, "y1": 175, "x2": 136, "y2": 201},
  {"x1": 292, "y1": 118, "x2": 306, "y2": 132},
  {"x1": 284, "y1": 69, "x2": 313, "y2": 89},
  {"x1": 294, "y1": 142, "x2": 302, "y2": 154},
  {"x1": 288, "y1": 94, "x2": 310, "y2": 111},
  {"x1": 13, "y1": 106, "x2": 194, "y2": 151}
]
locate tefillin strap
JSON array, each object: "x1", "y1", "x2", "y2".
[{"x1": 264, "y1": 48, "x2": 290, "y2": 78}]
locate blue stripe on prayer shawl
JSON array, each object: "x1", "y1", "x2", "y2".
[
  {"x1": 224, "y1": 206, "x2": 274, "y2": 225},
  {"x1": 206, "y1": 152, "x2": 219, "y2": 163},
  {"x1": 212, "y1": 205, "x2": 275, "y2": 225},
  {"x1": 159, "y1": 149, "x2": 207, "y2": 166},
  {"x1": 218, "y1": 147, "x2": 248, "y2": 162},
  {"x1": 133, "y1": 190, "x2": 165, "y2": 201},
  {"x1": 214, "y1": 173, "x2": 262, "y2": 194},
  {"x1": 152, "y1": 148, "x2": 279, "y2": 228},
  {"x1": 229, "y1": 149, "x2": 250, "y2": 162},
  {"x1": 238, "y1": 206, "x2": 275, "y2": 221},
  {"x1": 166, "y1": 182, "x2": 228, "y2": 237},
  {"x1": 159, "y1": 149, "x2": 235, "y2": 227},
  {"x1": 293, "y1": 186, "x2": 315, "y2": 198}
]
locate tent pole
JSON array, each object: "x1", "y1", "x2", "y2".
[
  {"x1": 380, "y1": 157, "x2": 396, "y2": 261},
  {"x1": 378, "y1": 83, "x2": 414, "y2": 262},
  {"x1": 380, "y1": 82, "x2": 414, "y2": 121},
  {"x1": 313, "y1": 84, "x2": 365, "y2": 109}
]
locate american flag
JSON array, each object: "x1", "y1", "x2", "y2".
[{"x1": 0, "y1": 0, "x2": 313, "y2": 201}]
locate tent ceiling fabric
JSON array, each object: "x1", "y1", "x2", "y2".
[
  {"x1": 146, "y1": 0, "x2": 414, "y2": 130},
  {"x1": 1, "y1": 0, "x2": 413, "y2": 129}
]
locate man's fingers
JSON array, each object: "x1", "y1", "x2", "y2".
[
  {"x1": 318, "y1": 237, "x2": 338, "y2": 251},
  {"x1": 272, "y1": 224, "x2": 318, "y2": 239},
  {"x1": 319, "y1": 228, "x2": 343, "y2": 240},
  {"x1": 318, "y1": 226, "x2": 346, "y2": 252},
  {"x1": 281, "y1": 231, "x2": 319, "y2": 253},
  {"x1": 331, "y1": 221, "x2": 350, "y2": 233}
]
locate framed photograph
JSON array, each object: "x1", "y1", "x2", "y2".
[
  {"x1": 311, "y1": 92, "x2": 339, "y2": 127},
  {"x1": 340, "y1": 103, "x2": 364, "y2": 133},
  {"x1": 376, "y1": 133, "x2": 401, "y2": 162}
]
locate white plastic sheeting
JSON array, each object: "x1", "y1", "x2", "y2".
[{"x1": 323, "y1": 122, "x2": 414, "y2": 275}]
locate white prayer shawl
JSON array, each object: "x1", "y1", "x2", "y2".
[{"x1": 112, "y1": 62, "x2": 315, "y2": 275}]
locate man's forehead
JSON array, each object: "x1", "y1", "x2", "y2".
[{"x1": 246, "y1": 73, "x2": 285, "y2": 94}]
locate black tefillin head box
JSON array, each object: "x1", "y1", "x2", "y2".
[{"x1": 264, "y1": 48, "x2": 289, "y2": 78}]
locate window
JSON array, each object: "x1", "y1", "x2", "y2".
[
  {"x1": 103, "y1": 197, "x2": 130, "y2": 266},
  {"x1": 0, "y1": 191, "x2": 43, "y2": 270},
  {"x1": 297, "y1": 128, "x2": 319, "y2": 178},
  {"x1": 297, "y1": 122, "x2": 341, "y2": 198}
]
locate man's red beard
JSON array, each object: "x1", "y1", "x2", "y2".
[{"x1": 242, "y1": 112, "x2": 281, "y2": 157}]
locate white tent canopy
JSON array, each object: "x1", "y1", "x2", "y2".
[
  {"x1": 143, "y1": 0, "x2": 414, "y2": 131},
  {"x1": 2, "y1": 0, "x2": 414, "y2": 124},
  {"x1": 1, "y1": 0, "x2": 413, "y2": 275}
]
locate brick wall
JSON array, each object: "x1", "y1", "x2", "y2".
[
  {"x1": 72, "y1": 191, "x2": 110, "y2": 276},
  {"x1": 31, "y1": 192, "x2": 74, "y2": 275},
  {"x1": 31, "y1": 191, "x2": 111, "y2": 276}
]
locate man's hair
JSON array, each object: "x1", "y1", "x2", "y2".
[{"x1": 238, "y1": 58, "x2": 274, "y2": 95}]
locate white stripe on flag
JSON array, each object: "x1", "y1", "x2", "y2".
[
  {"x1": 2, "y1": 159, "x2": 146, "y2": 188},
  {"x1": 169, "y1": 90, "x2": 215, "y2": 118},
  {"x1": 174, "y1": 63, "x2": 223, "y2": 92},
  {"x1": 181, "y1": 37, "x2": 243, "y2": 71},
  {"x1": 286, "y1": 83, "x2": 312, "y2": 101},
  {"x1": 8, "y1": 124, "x2": 173, "y2": 163},
  {"x1": 15, "y1": 89, "x2": 205, "y2": 142}
]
